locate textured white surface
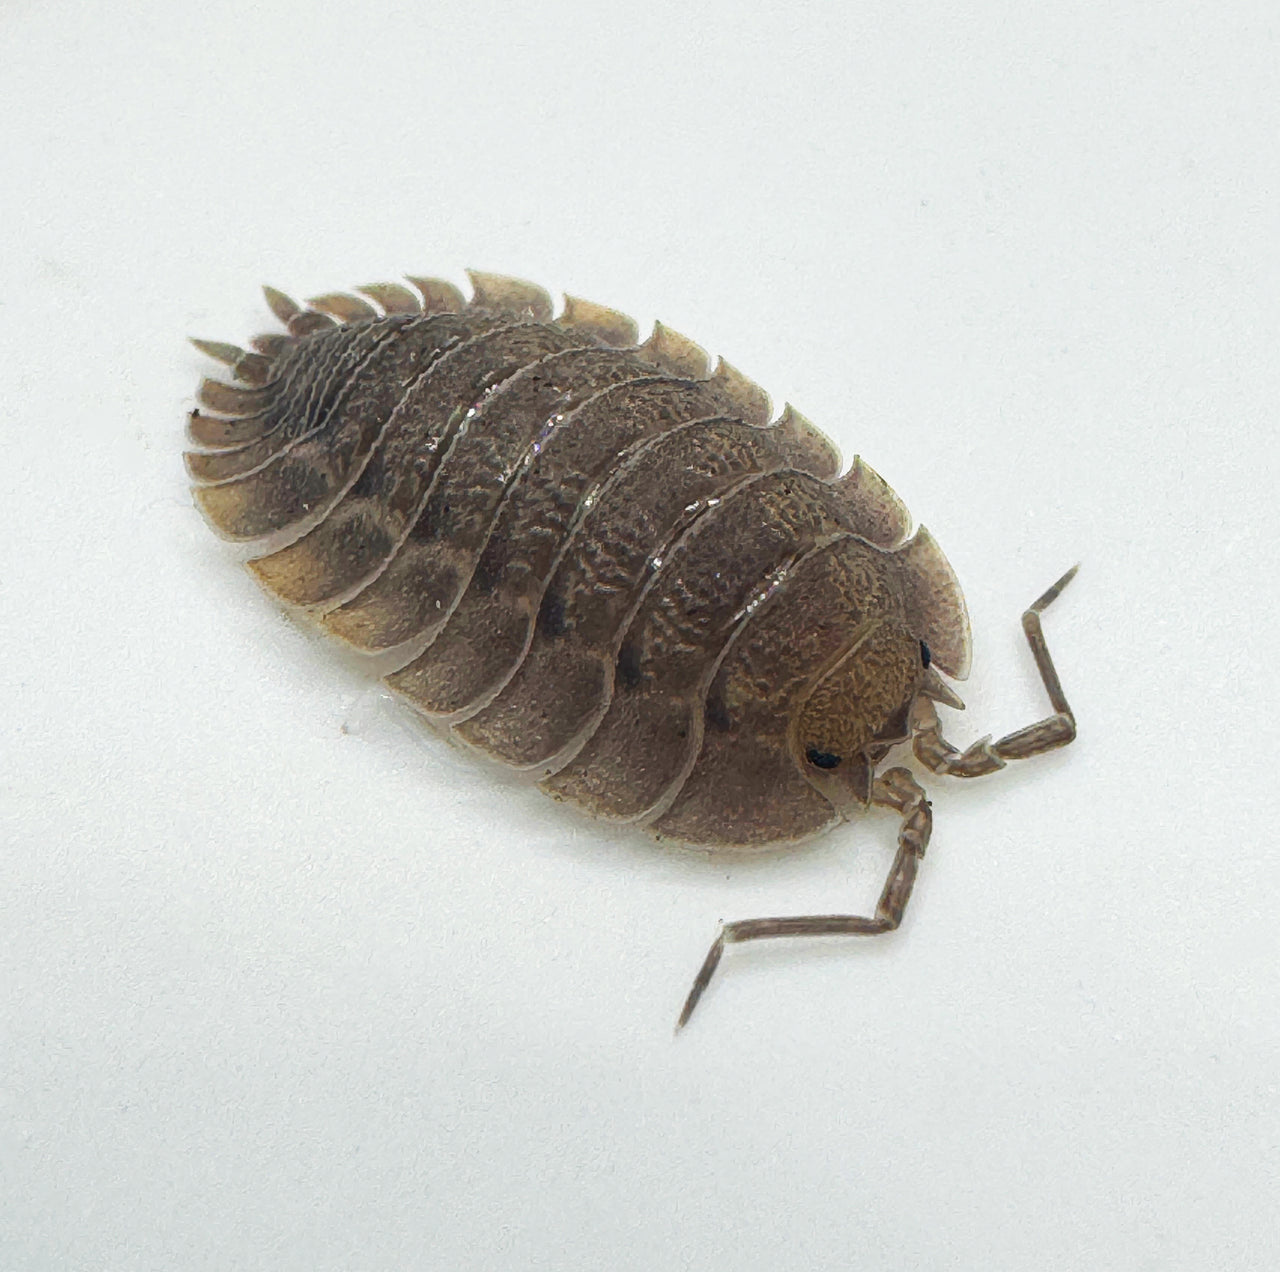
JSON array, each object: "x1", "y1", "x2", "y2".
[{"x1": 2, "y1": 2, "x2": 1277, "y2": 1268}]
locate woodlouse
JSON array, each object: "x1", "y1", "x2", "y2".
[{"x1": 186, "y1": 271, "x2": 1077, "y2": 1026}]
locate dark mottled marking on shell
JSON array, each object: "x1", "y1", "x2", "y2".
[{"x1": 188, "y1": 273, "x2": 973, "y2": 848}]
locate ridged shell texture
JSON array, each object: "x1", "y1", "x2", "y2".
[{"x1": 187, "y1": 273, "x2": 971, "y2": 847}]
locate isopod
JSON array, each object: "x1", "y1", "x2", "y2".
[{"x1": 186, "y1": 271, "x2": 1077, "y2": 1026}]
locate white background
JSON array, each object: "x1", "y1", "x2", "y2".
[{"x1": 2, "y1": 2, "x2": 1277, "y2": 1269}]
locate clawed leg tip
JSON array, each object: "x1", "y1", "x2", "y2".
[
  {"x1": 674, "y1": 931, "x2": 727, "y2": 1032},
  {"x1": 674, "y1": 977, "x2": 707, "y2": 1032},
  {"x1": 1030, "y1": 563, "x2": 1080, "y2": 614}
]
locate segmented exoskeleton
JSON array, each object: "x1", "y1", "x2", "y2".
[{"x1": 187, "y1": 272, "x2": 1077, "y2": 1025}]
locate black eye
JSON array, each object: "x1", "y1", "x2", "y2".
[
  {"x1": 805, "y1": 748, "x2": 842, "y2": 770},
  {"x1": 920, "y1": 640, "x2": 932, "y2": 669}
]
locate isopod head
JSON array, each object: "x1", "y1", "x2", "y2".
[
  {"x1": 788, "y1": 536, "x2": 972, "y2": 820},
  {"x1": 791, "y1": 616, "x2": 925, "y2": 815}
]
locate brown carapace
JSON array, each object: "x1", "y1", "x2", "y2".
[{"x1": 186, "y1": 272, "x2": 1077, "y2": 1027}]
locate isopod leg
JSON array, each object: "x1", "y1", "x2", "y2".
[
  {"x1": 676, "y1": 767, "x2": 931, "y2": 1030},
  {"x1": 913, "y1": 566, "x2": 1078, "y2": 778}
]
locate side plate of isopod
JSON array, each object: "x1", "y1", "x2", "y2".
[{"x1": 185, "y1": 270, "x2": 1078, "y2": 1029}]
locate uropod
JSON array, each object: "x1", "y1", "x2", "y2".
[{"x1": 186, "y1": 271, "x2": 1077, "y2": 1027}]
